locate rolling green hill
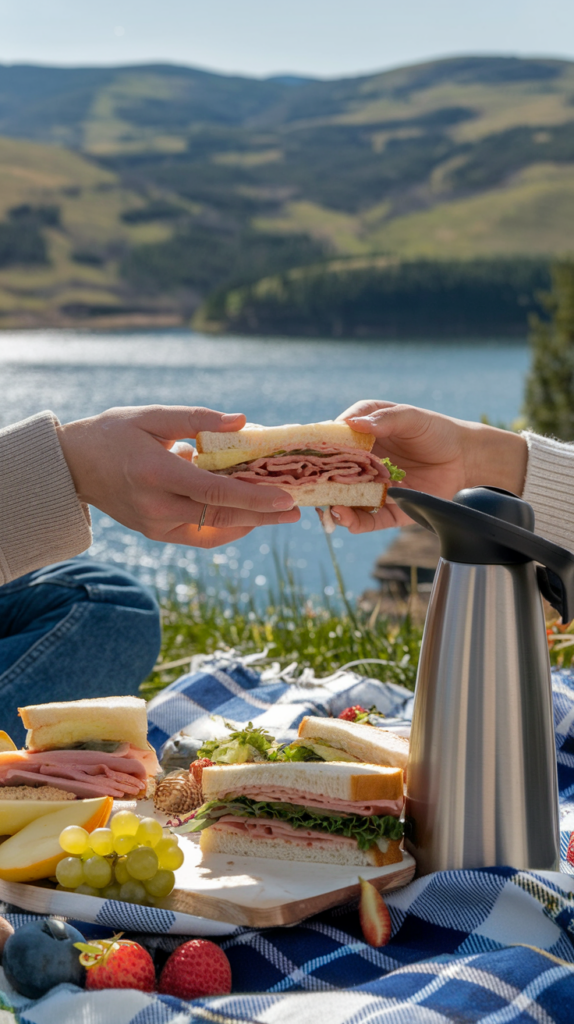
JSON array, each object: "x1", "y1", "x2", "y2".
[{"x1": 1, "y1": 55, "x2": 574, "y2": 331}]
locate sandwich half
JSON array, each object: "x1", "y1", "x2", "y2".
[
  {"x1": 0, "y1": 697, "x2": 160, "y2": 800},
  {"x1": 194, "y1": 420, "x2": 404, "y2": 508},
  {"x1": 290, "y1": 716, "x2": 409, "y2": 773},
  {"x1": 185, "y1": 762, "x2": 404, "y2": 866}
]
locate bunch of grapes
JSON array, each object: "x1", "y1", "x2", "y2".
[{"x1": 55, "y1": 810, "x2": 184, "y2": 904}]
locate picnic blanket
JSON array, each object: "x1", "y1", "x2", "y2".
[{"x1": 2, "y1": 654, "x2": 574, "y2": 1023}]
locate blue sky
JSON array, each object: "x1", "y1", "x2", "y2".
[{"x1": 2, "y1": 0, "x2": 574, "y2": 77}]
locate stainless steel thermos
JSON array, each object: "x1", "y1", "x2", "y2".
[{"x1": 388, "y1": 485, "x2": 574, "y2": 875}]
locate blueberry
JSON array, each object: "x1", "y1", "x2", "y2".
[{"x1": 2, "y1": 919, "x2": 86, "y2": 999}]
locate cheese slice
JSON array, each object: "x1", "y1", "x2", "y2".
[{"x1": 194, "y1": 449, "x2": 258, "y2": 471}]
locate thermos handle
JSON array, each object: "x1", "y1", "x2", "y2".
[{"x1": 389, "y1": 486, "x2": 574, "y2": 622}]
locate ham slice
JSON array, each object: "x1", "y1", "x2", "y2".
[
  {"x1": 0, "y1": 744, "x2": 158, "y2": 799},
  {"x1": 217, "y1": 445, "x2": 387, "y2": 488},
  {"x1": 212, "y1": 815, "x2": 362, "y2": 848},
  {"x1": 221, "y1": 786, "x2": 403, "y2": 817}
]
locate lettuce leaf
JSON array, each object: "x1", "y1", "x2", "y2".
[
  {"x1": 380, "y1": 457, "x2": 405, "y2": 482},
  {"x1": 180, "y1": 796, "x2": 403, "y2": 850},
  {"x1": 197, "y1": 721, "x2": 280, "y2": 764}
]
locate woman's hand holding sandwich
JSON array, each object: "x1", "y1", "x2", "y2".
[
  {"x1": 57, "y1": 405, "x2": 300, "y2": 548},
  {"x1": 331, "y1": 400, "x2": 528, "y2": 533}
]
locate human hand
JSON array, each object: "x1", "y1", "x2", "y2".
[
  {"x1": 57, "y1": 405, "x2": 300, "y2": 548},
  {"x1": 330, "y1": 400, "x2": 528, "y2": 534}
]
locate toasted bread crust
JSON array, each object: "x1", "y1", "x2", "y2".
[{"x1": 350, "y1": 771, "x2": 403, "y2": 802}]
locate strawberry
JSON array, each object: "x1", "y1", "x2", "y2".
[
  {"x1": 75, "y1": 934, "x2": 155, "y2": 991},
  {"x1": 358, "y1": 877, "x2": 392, "y2": 947},
  {"x1": 338, "y1": 705, "x2": 384, "y2": 724},
  {"x1": 338, "y1": 705, "x2": 368, "y2": 722},
  {"x1": 190, "y1": 758, "x2": 214, "y2": 784},
  {"x1": 158, "y1": 938, "x2": 231, "y2": 999}
]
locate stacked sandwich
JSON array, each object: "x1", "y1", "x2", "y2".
[
  {"x1": 194, "y1": 420, "x2": 404, "y2": 509},
  {"x1": 185, "y1": 760, "x2": 405, "y2": 866},
  {"x1": 0, "y1": 697, "x2": 160, "y2": 801}
]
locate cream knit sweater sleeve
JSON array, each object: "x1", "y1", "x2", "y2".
[
  {"x1": 0, "y1": 411, "x2": 92, "y2": 585},
  {"x1": 522, "y1": 431, "x2": 574, "y2": 552}
]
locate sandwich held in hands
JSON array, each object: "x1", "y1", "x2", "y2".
[
  {"x1": 194, "y1": 420, "x2": 404, "y2": 509},
  {"x1": 180, "y1": 762, "x2": 404, "y2": 866},
  {"x1": 0, "y1": 697, "x2": 160, "y2": 802}
]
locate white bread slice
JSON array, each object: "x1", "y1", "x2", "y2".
[
  {"x1": 195, "y1": 420, "x2": 375, "y2": 471},
  {"x1": 202, "y1": 761, "x2": 403, "y2": 802},
  {"x1": 200, "y1": 827, "x2": 402, "y2": 866},
  {"x1": 19, "y1": 696, "x2": 148, "y2": 752},
  {"x1": 276, "y1": 481, "x2": 386, "y2": 508},
  {"x1": 298, "y1": 717, "x2": 409, "y2": 771}
]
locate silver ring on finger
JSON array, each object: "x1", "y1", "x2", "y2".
[{"x1": 198, "y1": 503, "x2": 208, "y2": 531}]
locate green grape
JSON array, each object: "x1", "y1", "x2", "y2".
[
  {"x1": 81, "y1": 846, "x2": 95, "y2": 861},
  {"x1": 113, "y1": 834, "x2": 136, "y2": 855},
  {"x1": 126, "y1": 846, "x2": 158, "y2": 881},
  {"x1": 74, "y1": 883, "x2": 100, "y2": 897},
  {"x1": 119, "y1": 880, "x2": 147, "y2": 904},
  {"x1": 89, "y1": 828, "x2": 113, "y2": 856},
  {"x1": 101, "y1": 883, "x2": 121, "y2": 900},
  {"x1": 55, "y1": 856, "x2": 84, "y2": 889},
  {"x1": 83, "y1": 855, "x2": 113, "y2": 889},
  {"x1": 155, "y1": 838, "x2": 184, "y2": 871},
  {"x1": 59, "y1": 825, "x2": 89, "y2": 855},
  {"x1": 135, "y1": 817, "x2": 163, "y2": 848},
  {"x1": 114, "y1": 857, "x2": 130, "y2": 885},
  {"x1": 110, "y1": 811, "x2": 140, "y2": 837},
  {"x1": 144, "y1": 869, "x2": 176, "y2": 899}
]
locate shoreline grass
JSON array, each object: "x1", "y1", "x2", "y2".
[{"x1": 141, "y1": 548, "x2": 423, "y2": 699}]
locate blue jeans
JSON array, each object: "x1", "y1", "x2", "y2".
[{"x1": 0, "y1": 560, "x2": 161, "y2": 746}]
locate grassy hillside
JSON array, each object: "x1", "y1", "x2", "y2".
[{"x1": 1, "y1": 55, "x2": 574, "y2": 330}]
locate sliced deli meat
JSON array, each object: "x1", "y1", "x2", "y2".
[
  {"x1": 216, "y1": 445, "x2": 388, "y2": 487},
  {"x1": 0, "y1": 744, "x2": 158, "y2": 799},
  {"x1": 219, "y1": 785, "x2": 403, "y2": 817},
  {"x1": 212, "y1": 815, "x2": 363, "y2": 848}
]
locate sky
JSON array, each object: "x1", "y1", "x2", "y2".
[{"x1": 2, "y1": 0, "x2": 574, "y2": 79}]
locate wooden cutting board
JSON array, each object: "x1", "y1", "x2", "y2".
[
  {"x1": 164, "y1": 834, "x2": 416, "y2": 927},
  {"x1": 0, "y1": 834, "x2": 415, "y2": 931}
]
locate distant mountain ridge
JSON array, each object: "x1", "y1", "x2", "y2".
[{"x1": 0, "y1": 55, "x2": 573, "y2": 330}]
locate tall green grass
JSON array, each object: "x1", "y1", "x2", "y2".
[{"x1": 141, "y1": 544, "x2": 423, "y2": 700}]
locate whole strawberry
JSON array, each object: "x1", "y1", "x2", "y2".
[
  {"x1": 76, "y1": 935, "x2": 155, "y2": 991},
  {"x1": 338, "y1": 704, "x2": 384, "y2": 724},
  {"x1": 338, "y1": 705, "x2": 368, "y2": 722},
  {"x1": 158, "y1": 938, "x2": 231, "y2": 999}
]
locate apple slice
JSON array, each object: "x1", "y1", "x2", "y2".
[
  {"x1": 0, "y1": 799, "x2": 82, "y2": 835},
  {"x1": 359, "y1": 876, "x2": 392, "y2": 947},
  {"x1": 0, "y1": 796, "x2": 112, "y2": 882},
  {"x1": 0, "y1": 732, "x2": 16, "y2": 752}
]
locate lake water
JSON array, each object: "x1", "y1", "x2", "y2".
[{"x1": 0, "y1": 329, "x2": 530, "y2": 601}]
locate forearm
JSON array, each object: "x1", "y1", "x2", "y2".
[
  {"x1": 0, "y1": 412, "x2": 92, "y2": 585},
  {"x1": 462, "y1": 421, "x2": 528, "y2": 496}
]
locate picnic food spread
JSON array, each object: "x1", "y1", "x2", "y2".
[
  {"x1": 194, "y1": 419, "x2": 404, "y2": 508},
  {"x1": 0, "y1": 696, "x2": 408, "y2": 1002}
]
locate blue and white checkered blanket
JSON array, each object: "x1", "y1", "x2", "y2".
[{"x1": 2, "y1": 655, "x2": 574, "y2": 1023}]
